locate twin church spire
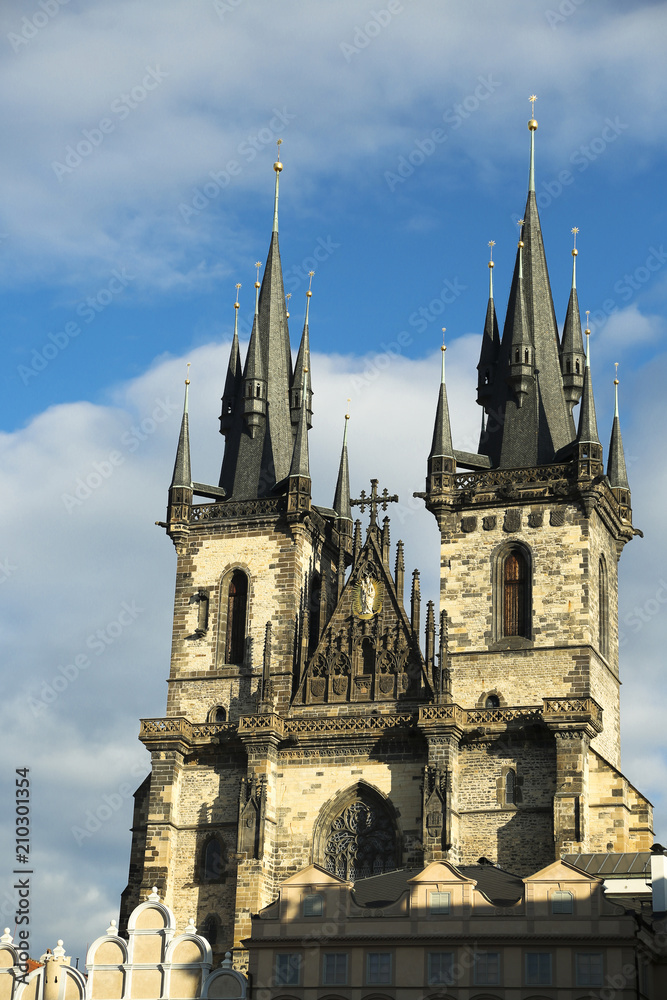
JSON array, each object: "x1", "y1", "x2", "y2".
[
  {"x1": 429, "y1": 100, "x2": 630, "y2": 516},
  {"x1": 170, "y1": 106, "x2": 631, "y2": 527}
]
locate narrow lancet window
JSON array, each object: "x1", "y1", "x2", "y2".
[
  {"x1": 503, "y1": 550, "x2": 528, "y2": 637},
  {"x1": 225, "y1": 570, "x2": 248, "y2": 664}
]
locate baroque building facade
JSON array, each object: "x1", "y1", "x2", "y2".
[{"x1": 119, "y1": 113, "x2": 652, "y2": 970}]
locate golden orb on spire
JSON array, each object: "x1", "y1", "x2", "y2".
[
  {"x1": 528, "y1": 94, "x2": 538, "y2": 131},
  {"x1": 274, "y1": 138, "x2": 283, "y2": 172},
  {"x1": 571, "y1": 226, "x2": 579, "y2": 256}
]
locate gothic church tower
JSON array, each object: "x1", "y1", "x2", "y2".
[{"x1": 121, "y1": 119, "x2": 651, "y2": 969}]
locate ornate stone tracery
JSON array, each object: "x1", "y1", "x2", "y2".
[{"x1": 323, "y1": 799, "x2": 398, "y2": 880}]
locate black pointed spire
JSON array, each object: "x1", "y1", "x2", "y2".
[
  {"x1": 241, "y1": 267, "x2": 267, "y2": 438},
  {"x1": 286, "y1": 364, "x2": 311, "y2": 517},
  {"x1": 220, "y1": 284, "x2": 243, "y2": 437},
  {"x1": 480, "y1": 102, "x2": 572, "y2": 468},
  {"x1": 477, "y1": 242, "x2": 500, "y2": 408},
  {"x1": 292, "y1": 274, "x2": 314, "y2": 431},
  {"x1": 608, "y1": 367, "x2": 632, "y2": 521},
  {"x1": 218, "y1": 145, "x2": 296, "y2": 500},
  {"x1": 427, "y1": 337, "x2": 456, "y2": 492},
  {"x1": 576, "y1": 328, "x2": 600, "y2": 446},
  {"x1": 608, "y1": 368, "x2": 629, "y2": 490},
  {"x1": 288, "y1": 367, "x2": 310, "y2": 480},
  {"x1": 333, "y1": 411, "x2": 352, "y2": 525},
  {"x1": 560, "y1": 230, "x2": 585, "y2": 416},
  {"x1": 575, "y1": 323, "x2": 604, "y2": 480},
  {"x1": 506, "y1": 233, "x2": 534, "y2": 410},
  {"x1": 171, "y1": 373, "x2": 192, "y2": 490}
]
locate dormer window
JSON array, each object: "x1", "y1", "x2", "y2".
[
  {"x1": 551, "y1": 889, "x2": 573, "y2": 914},
  {"x1": 428, "y1": 891, "x2": 450, "y2": 914},
  {"x1": 303, "y1": 893, "x2": 323, "y2": 917}
]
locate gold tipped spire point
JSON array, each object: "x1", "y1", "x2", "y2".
[
  {"x1": 528, "y1": 94, "x2": 538, "y2": 130},
  {"x1": 285, "y1": 291, "x2": 291, "y2": 318},
  {"x1": 273, "y1": 138, "x2": 283, "y2": 172}
]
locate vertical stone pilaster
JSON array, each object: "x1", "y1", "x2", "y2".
[
  {"x1": 550, "y1": 728, "x2": 591, "y2": 855},
  {"x1": 234, "y1": 717, "x2": 284, "y2": 968},
  {"x1": 419, "y1": 707, "x2": 463, "y2": 864}
]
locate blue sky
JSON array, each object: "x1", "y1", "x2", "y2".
[{"x1": 1, "y1": 0, "x2": 667, "y2": 967}]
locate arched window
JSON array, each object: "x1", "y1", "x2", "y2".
[
  {"x1": 208, "y1": 705, "x2": 226, "y2": 723},
  {"x1": 225, "y1": 571, "x2": 247, "y2": 664},
  {"x1": 485, "y1": 694, "x2": 500, "y2": 709},
  {"x1": 316, "y1": 786, "x2": 399, "y2": 881},
  {"x1": 505, "y1": 769, "x2": 516, "y2": 805},
  {"x1": 503, "y1": 548, "x2": 529, "y2": 638},
  {"x1": 599, "y1": 557, "x2": 608, "y2": 659},
  {"x1": 202, "y1": 837, "x2": 225, "y2": 882}
]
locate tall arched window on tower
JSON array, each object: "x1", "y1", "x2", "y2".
[
  {"x1": 225, "y1": 570, "x2": 247, "y2": 664},
  {"x1": 503, "y1": 548, "x2": 529, "y2": 637},
  {"x1": 599, "y1": 556, "x2": 609, "y2": 659}
]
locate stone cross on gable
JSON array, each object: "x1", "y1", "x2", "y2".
[{"x1": 350, "y1": 478, "x2": 399, "y2": 527}]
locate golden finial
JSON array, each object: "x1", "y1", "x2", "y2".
[
  {"x1": 274, "y1": 138, "x2": 283, "y2": 173},
  {"x1": 185, "y1": 361, "x2": 191, "y2": 386},
  {"x1": 488, "y1": 240, "x2": 495, "y2": 268},
  {"x1": 517, "y1": 219, "x2": 524, "y2": 249},
  {"x1": 528, "y1": 95, "x2": 538, "y2": 131},
  {"x1": 585, "y1": 309, "x2": 590, "y2": 334},
  {"x1": 234, "y1": 282, "x2": 241, "y2": 309},
  {"x1": 345, "y1": 397, "x2": 351, "y2": 420},
  {"x1": 285, "y1": 291, "x2": 291, "y2": 317},
  {"x1": 255, "y1": 261, "x2": 261, "y2": 288},
  {"x1": 442, "y1": 327, "x2": 446, "y2": 350},
  {"x1": 571, "y1": 226, "x2": 579, "y2": 257},
  {"x1": 307, "y1": 270, "x2": 314, "y2": 298},
  {"x1": 614, "y1": 361, "x2": 619, "y2": 386}
]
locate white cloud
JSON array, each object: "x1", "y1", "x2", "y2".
[{"x1": 0, "y1": 0, "x2": 666, "y2": 289}]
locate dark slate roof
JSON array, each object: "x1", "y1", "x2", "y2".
[
  {"x1": 457, "y1": 864, "x2": 524, "y2": 906},
  {"x1": 352, "y1": 868, "x2": 421, "y2": 907},
  {"x1": 564, "y1": 852, "x2": 652, "y2": 878},
  {"x1": 352, "y1": 863, "x2": 523, "y2": 909}
]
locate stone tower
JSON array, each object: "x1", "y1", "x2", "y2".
[
  {"x1": 420, "y1": 111, "x2": 650, "y2": 870},
  {"x1": 120, "y1": 120, "x2": 652, "y2": 969}
]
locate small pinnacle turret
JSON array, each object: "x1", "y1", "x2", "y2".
[
  {"x1": 477, "y1": 241, "x2": 500, "y2": 409},
  {"x1": 333, "y1": 411, "x2": 352, "y2": 529},
  {"x1": 560, "y1": 229, "x2": 585, "y2": 416},
  {"x1": 170, "y1": 373, "x2": 192, "y2": 491},
  {"x1": 575, "y1": 325, "x2": 603, "y2": 479},
  {"x1": 427, "y1": 336, "x2": 456, "y2": 495},
  {"x1": 506, "y1": 233, "x2": 534, "y2": 409},
  {"x1": 608, "y1": 367, "x2": 632, "y2": 520},
  {"x1": 242, "y1": 269, "x2": 267, "y2": 438},
  {"x1": 219, "y1": 284, "x2": 243, "y2": 436},
  {"x1": 291, "y1": 275, "x2": 314, "y2": 431},
  {"x1": 287, "y1": 365, "x2": 311, "y2": 517}
]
